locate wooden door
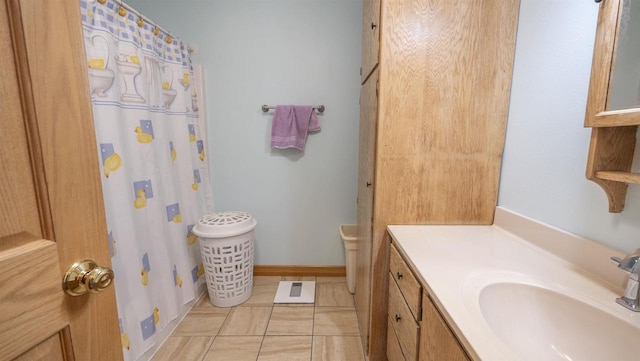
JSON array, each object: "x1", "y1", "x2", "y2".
[
  {"x1": 360, "y1": 0, "x2": 380, "y2": 84},
  {"x1": 0, "y1": 0, "x2": 122, "y2": 360},
  {"x1": 356, "y1": 68, "x2": 378, "y2": 357}
]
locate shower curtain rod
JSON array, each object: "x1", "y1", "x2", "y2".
[{"x1": 109, "y1": 0, "x2": 198, "y2": 54}]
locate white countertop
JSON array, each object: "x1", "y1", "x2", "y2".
[{"x1": 387, "y1": 209, "x2": 640, "y2": 361}]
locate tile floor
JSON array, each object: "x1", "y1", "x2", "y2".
[{"x1": 152, "y1": 276, "x2": 365, "y2": 361}]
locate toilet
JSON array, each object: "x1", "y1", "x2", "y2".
[{"x1": 88, "y1": 67, "x2": 115, "y2": 97}]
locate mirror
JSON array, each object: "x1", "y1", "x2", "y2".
[
  {"x1": 609, "y1": 0, "x2": 640, "y2": 111},
  {"x1": 585, "y1": 0, "x2": 639, "y2": 213}
]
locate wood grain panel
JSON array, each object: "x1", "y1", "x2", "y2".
[
  {"x1": 387, "y1": 318, "x2": 406, "y2": 361},
  {"x1": 388, "y1": 274, "x2": 419, "y2": 361},
  {"x1": 14, "y1": 332, "x2": 67, "y2": 361},
  {"x1": 389, "y1": 244, "x2": 421, "y2": 320},
  {"x1": 253, "y1": 265, "x2": 346, "y2": 277},
  {"x1": 356, "y1": 68, "x2": 378, "y2": 354},
  {"x1": 16, "y1": 1, "x2": 123, "y2": 359},
  {"x1": 0, "y1": 1, "x2": 41, "y2": 240},
  {"x1": 363, "y1": 1, "x2": 520, "y2": 360},
  {"x1": 361, "y1": 0, "x2": 380, "y2": 83},
  {"x1": 376, "y1": 0, "x2": 518, "y2": 225},
  {"x1": 420, "y1": 294, "x2": 469, "y2": 361},
  {"x1": 0, "y1": 234, "x2": 69, "y2": 360}
]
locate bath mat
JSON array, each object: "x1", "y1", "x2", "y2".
[{"x1": 273, "y1": 281, "x2": 316, "y2": 304}]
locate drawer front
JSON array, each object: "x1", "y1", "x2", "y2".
[
  {"x1": 388, "y1": 274, "x2": 419, "y2": 361},
  {"x1": 390, "y1": 244, "x2": 422, "y2": 319},
  {"x1": 387, "y1": 318, "x2": 406, "y2": 361}
]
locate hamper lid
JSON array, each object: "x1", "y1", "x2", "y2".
[{"x1": 192, "y1": 211, "x2": 257, "y2": 238}]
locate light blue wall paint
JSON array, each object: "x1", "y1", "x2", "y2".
[
  {"x1": 128, "y1": 0, "x2": 363, "y2": 265},
  {"x1": 128, "y1": 0, "x2": 640, "y2": 259},
  {"x1": 499, "y1": 0, "x2": 640, "y2": 253}
]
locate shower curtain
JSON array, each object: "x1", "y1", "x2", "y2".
[{"x1": 79, "y1": 1, "x2": 213, "y2": 360}]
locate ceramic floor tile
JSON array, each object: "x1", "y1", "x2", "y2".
[
  {"x1": 266, "y1": 306, "x2": 314, "y2": 335},
  {"x1": 240, "y1": 284, "x2": 278, "y2": 306},
  {"x1": 152, "y1": 336, "x2": 213, "y2": 361},
  {"x1": 171, "y1": 309, "x2": 228, "y2": 336},
  {"x1": 315, "y1": 282, "x2": 354, "y2": 307},
  {"x1": 312, "y1": 336, "x2": 365, "y2": 361},
  {"x1": 219, "y1": 306, "x2": 272, "y2": 336},
  {"x1": 316, "y1": 276, "x2": 347, "y2": 283},
  {"x1": 313, "y1": 307, "x2": 360, "y2": 335},
  {"x1": 203, "y1": 336, "x2": 263, "y2": 361},
  {"x1": 257, "y1": 336, "x2": 312, "y2": 361}
]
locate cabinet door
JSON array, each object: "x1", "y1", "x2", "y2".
[
  {"x1": 360, "y1": 0, "x2": 380, "y2": 83},
  {"x1": 356, "y1": 68, "x2": 378, "y2": 355},
  {"x1": 420, "y1": 295, "x2": 469, "y2": 361}
]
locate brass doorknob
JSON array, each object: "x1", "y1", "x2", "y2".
[{"x1": 63, "y1": 259, "x2": 114, "y2": 296}]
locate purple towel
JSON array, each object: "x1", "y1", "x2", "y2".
[{"x1": 270, "y1": 105, "x2": 320, "y2": 150}]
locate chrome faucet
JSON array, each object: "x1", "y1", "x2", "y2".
[{"x1": 611, "y1": 249, "x2": 640, "y2": 312}]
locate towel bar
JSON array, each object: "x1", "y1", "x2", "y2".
[{"x1": 262, "y1": 105, "x2": 325, "y2": 113}]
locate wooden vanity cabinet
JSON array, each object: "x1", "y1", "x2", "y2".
[
  {"x1": 355, "y1": 1, "x2": 520, "y2": 360},
  {"x1": 388, "y1": 242, "x2": 470, "y2": 361},
  {"x1": 420, "y1": 295, "x2": 469, "y2": 361}
]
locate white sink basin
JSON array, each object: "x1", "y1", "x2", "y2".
[
  {"x1": 480, "y1": 282, "x2": 640, "y2": 361},
  {"x1": 463, "y1": 272, "x2": 640, "y2": 361}
]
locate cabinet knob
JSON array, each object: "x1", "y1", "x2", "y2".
[
  {"x1": 397, "y1": 272, "x2": 403, "y2": 280},
  {"x1": 371, "y1": 22, "x2": 377, "y2": 30},
  {"x1": 395, "y1": 314, "x2": 401, "y2": 322}
]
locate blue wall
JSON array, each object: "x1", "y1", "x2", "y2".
[
  {"x1": 129, "y1": 0, "x2": 640, "y2": 258},
  {"x1": 499, "y1": 0, "x2": 640, "y2": 253},
  {"x1": 128, "y1": 0, "x2": 363, "y2": 265}
]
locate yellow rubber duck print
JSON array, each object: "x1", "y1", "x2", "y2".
[
  {"x1": 187, "y1": 232, "x2": 197, "y2": 245},
  {"x1": 192, "y1": 175, "x2": 199, "y2": 191},
  {"x1": 172, "y1": 213, "x2": 182, "y2": 223},
  {"x1": 197, "y1": 263, "x2": 204, "y2": 277},
  {"x1": 199, "y1": 148, "x2": 206, "y2": 161},
  {"x1": 121, "y1": 332, "x2": 130, "y2": 350},
  {"x1": 104, "y1": 152, "x2": 122, "y2": 178},
  {"x1": 88, "y1": 58, "x2": 105, "y2": 69},
  {"x1": 175, "y1": 274, "x2": 183, "y2": 287},
  {"x1": 153, "y1": 307, "x2": 160, "y2": 325},
  {"x1": 130, "y1": 55, "x2": 140, "y2": 65},
  {"x1": 135, "y1": 126, "x2": 153, "y2": 143},
  {"x1": 189, "y1": 133, "x2": 196, "y2": 142},
  {"x1": 171, "y1": 148, "x2": 177, "y2": 162},
  {"x1": 141, "y1": 267, "x2": 149, "y2": 286},
  {"x1": 134, "y1": 189, "x2": 147, "y2": 209}
]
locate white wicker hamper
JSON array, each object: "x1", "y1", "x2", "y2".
[{"x1": 192, "y1": 211, "x2": 257, "y2": 307}]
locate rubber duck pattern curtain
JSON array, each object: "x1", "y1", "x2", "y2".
[{"x1": 80, "y1": 1, "x2": 213, "y2": 359}]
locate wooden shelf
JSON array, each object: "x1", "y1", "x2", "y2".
[{"x1": 595, "y1": 171, "x2": 640, "y2": 184}]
